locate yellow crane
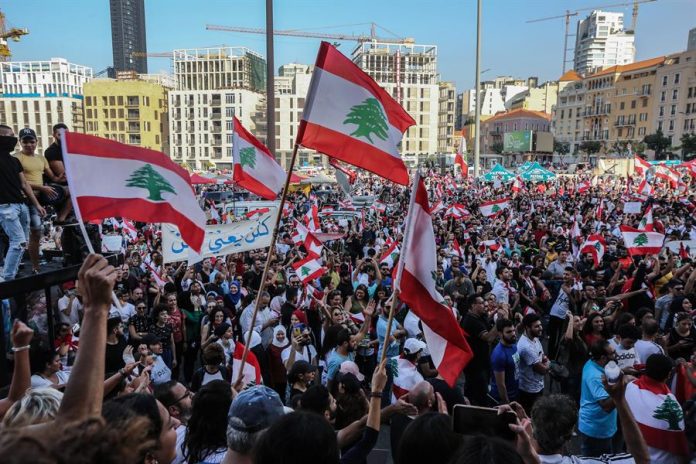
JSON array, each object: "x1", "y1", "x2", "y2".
[{"x1": 0, "y1": 10, "x2": 28, "y2": 62}]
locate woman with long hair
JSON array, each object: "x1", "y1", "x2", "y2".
[
  {"x1": 344, "y1": 284, "x2": 369, "y2": 317},
  {"x1": 200, "y1": 308, "x2": 229, "y2": 348},
  {"x1": 183, "y1": 380, "x2": 232, "y2": 464},
  {"x1": 580, "y1": 312, "x2": 610, "y2": 347}
]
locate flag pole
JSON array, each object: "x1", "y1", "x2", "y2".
[
  {"x1": 379, "y1": 169, "x2": 420, "y2": 364},
  {"x1": 60, "y1": 129, "x2": 122, "y2": 310},
  {"x1": 235, "y1": 142, "x2": 299, "y2": 385}
]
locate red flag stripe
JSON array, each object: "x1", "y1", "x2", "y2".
[
  {"x1": 233, "y1": 116, "x2": 276, "y2": 160},
  {"x1": 233, "y1": 171, "x2": 280, "y2": 200}
]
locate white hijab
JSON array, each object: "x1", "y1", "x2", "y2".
[{"x1": 271, "y1": 325, "x2": 288, "y2": 348}]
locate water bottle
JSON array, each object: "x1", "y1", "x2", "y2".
[{"x1": 604, "y1": 361, "x2": 621, "y2": 385}]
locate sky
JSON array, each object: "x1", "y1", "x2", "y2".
[{"x1": 4, "y1": 0, "x2": 696, "y2": 91}]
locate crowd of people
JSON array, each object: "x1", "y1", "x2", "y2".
[{"x1": 1, "y1": 120, "x2": 696, "y2": 463}]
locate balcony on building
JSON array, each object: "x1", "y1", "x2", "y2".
[
  {"x1": 212, "y1": 135, "x2": 222, "y2": 146},
  {"x1": 211, "y1": 123, "x2": 222, "y2": 134},
  {"x1": 128, "y1": 134, "x2": 141, "y2": 145},
  {"x1": 126, "y1": 97, "x2": 140, "y2": 107},
  {"x1": 211, "y1": 110, "x2": 221, "y2": 120},
  {"x1": 128, "y1": 122, "x2": 140, "y2": 133},
  {"x1": 212, "y1": 148, "x2": 222, "y2": 159},
  {"x1": 211, "y1": 95, "x2": 221, "y2": 106},
  {"x1": 127, "y1": 109, "x2": 140, "y2": 120}
]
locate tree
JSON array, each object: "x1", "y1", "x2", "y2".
[
  {"x1": 643, "y1": 130, "x2": 671, "y2": 159},
  {"x1": 343, "y1": 98, "x2": 389, "y2": 144},
  {"x1": 579, "y1": 141, "x2": 601, "y2": 155},
  {"x1": 125, "y1": 163, "x2": 176, "y2": 201},
  {"x1": 680, "y1": 133, "x2": 696, "y2": 161},
  {"x1": 633, "y1": 233, "x2": 649, "y2": 247},
  {"x1": 491, "y1": 142, "x2": 504, "y2": 154},
  {"x1": 239, "y1": 147, "x2": 256, "y2": 168},
  {"x1": 554, "y1": 140, "x2": 570, "y2": 155},
  {"x1": 652, "y1": 395, "x2": 684, "y2": 430}
]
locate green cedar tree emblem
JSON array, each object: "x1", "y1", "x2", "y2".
[
  {"x1": 652, "y1": 396, "x2": 684, "y2": 430},
  {"x1": 125, "y1": 164, "x2": 176, "y2": 201},
  {"x1": 239, "y1": 146, "x2": 256, "y2": 169},
  {"x1": 300, "y1": 266, "x2": 311, "y2": 277},
  {"x1": 388, "y1": 358, "x2": 398, "y2": 378},
  {"x1": 633, "y1": 233, "x2": 649, "y2": 247},
  {"x1": 491, "y1": 204, "x2": 501, "y2": 213},
  {"x1": 638, "y1": 218, "x2": 647, "y2": 229},
  {"x1": 594, "y1": 242, "x2": 602, "y2": 253},
  {"x1": 343, "y1": 98, "x2": 389, "y2": 144}
]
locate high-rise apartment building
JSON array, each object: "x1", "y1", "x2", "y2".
[
  {"x1": 352, "y1": 41, "x2": 439, "y2": 166},
  {"x1": 438, "y1": 81, "x2": 457, "y2": 152},
  {"x1": 687, "y1": 27, "x2": 696, "y2": 51},
  {"x1": 109, "y1": 0, "x2": 148, "y2": 74},
  {"x1": 0, "y1": 58, "x2": 92, "y2": 153},
  {"x1": 168, "y1": 47, "x2": 266, "y2": 169},
  {"x1": 652, "y1": 49, "x2": 696, "y2": 147},
  {"x1": 83, "y1": 76, "x2": 169, "y2": 153},
  {"x1": 574, "y1": 10, "x2": 635, "y2": 76}
]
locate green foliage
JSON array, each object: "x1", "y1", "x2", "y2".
[
  {"x1": 579, "y1": 141, "x2": 601, "y2": 154},
  {"x1": 491, "y1": 142, "x2": 504, "y2": 154},
  {"x1": 643, "y1": 130, "x2": 671, "y2": 159},
  {"x1": 554, "y1": 140, "x2": 570, "y2": 155},
  {"x1": 680, "y1": 133, "x2": 696, "y2": 161}
]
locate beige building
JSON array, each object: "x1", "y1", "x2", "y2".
[
  {"x1": 506, "y1": 81, "x2": 559, "y2": 113},
  {"x1": 438, "y1": 81, "x2": 457, "y2": 153},
  {"x1": 552, "y1": 70, "x2": 586, "y2": 155},
  {"x1": 83, "y1": 76, "x2": 169, "y2": 152},
  {"x1": 652, "y1": 49, "x2": 696, "y2": 147}
]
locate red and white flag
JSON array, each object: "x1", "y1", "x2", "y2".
[
  {"x1": 292, "y1": 255, "x2": 327, "y2": 284},
  {"x1": 479, "y1": 239, "x2": 501, "y2": 253},
  {"x1": 580, "y1": 234, "x2": 606, "y2": 267},
  {"x1": 479, "y1": 198, "x2": 510, "y2": 218},
  {"x1": 620, "y1": 225, "x2": 665, "y2": 256},
  {"x1": 245, "y1": 207, "x2": 271, "y2": 220},
  {"x1": 296, "y1": 42, "x2": 415, "y2": 185},
  {"x1": 637, "y1": 178, "x2": 654, "y2": 197},
  {"x1": 233, "y1": 117, "x2": 286, "y2": 200},
  {"x1": 429, "y1": 200, "x2": 445, "y2": 216},
  {"x1": 63, "y1": 132, "x2": 206, "y2": 253},
  {"x1": 338, "y1": 198, "x2": 355, "y2": 210},
  {"x1": 390, "y1": 356, "x2": 424, "y2": 401},
  {"x1": 329, "y1": 158, "x2": 358, "y2": 184},
  {"x1": 379, "y1": 242, "x2": 400, "y2": 269},
  {"x1": 445, "y1": 203, "x2": 470, "y2": 219},
  {"x1": 596, "y1": 199, "x2": 605, "y2": 220},
  {"x1": 396, "y1": 172, "x2": 473, "y2": 387},
  {"x1": 371, "y1": 201, "x2": 387, "y2": 214},
  {"x1": 637, "y1": 205, "x2": 654, "y2": 231},
  {"x1": 452, "y1": 238, "x2": 465, "y2": 259},
  {"x1": 655, "y1": 165, "x2": 681, "y2": 188},
  {"x1": 282, "y1": 202, "x2": 293, "y2": 218},
  {"x1": 232, "y1": 342, "x2": 263, "y2": 387},
  {"x1": 625, "y1": 377, "x2": 689, "y2": 459},
  {"x1": 634, "y1": 155, "x2": 651, "y2": 177},
  {"x1": 121, "y1": 219, "x2": 138, "y2": 241},
  {"x1": 291, "y1": 219, "x2": 323, "y2": 257},
  {"x1": 304, "y1": 204, "x2": 320, "y2": 231},
  {"x1": 511, "y1": 177, "x2": 524, "y2": 194},
  {"x1": 455, "y1": 136, "x2": 468, "y2": 178},
  {"x1": 576, "y1": 180, "x2": 590, "y2": 194},
  {"x1": 144, "y1": 260, "x2": 167, "y2": 288}
]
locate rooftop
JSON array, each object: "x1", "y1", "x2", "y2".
[
  {"x1": 484, "y1": 108, "x2": 552, "y2": 124},
  {"x1": 587, "y1": 56, "x2": 665, "y2": 78}
]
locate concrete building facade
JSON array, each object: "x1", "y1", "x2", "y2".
[
  {"x1": 83, "y1": 77, "x2": 169, "y2": 153},
  {"x1": 574, "y1": 10, "x2": 635, "y2": 76},
  {"x1": 0, "y1": 58, "x2": 92, "y2": 153},
  {"x1": 109, "y1": 0, "x2": 148, "y2": 74},
  {"x1": 506, "y1": 82, "x2": 559, "y2": 113},
  {"x1": 438, "y1": 81, "x2": 457, "y2": 153},
  {"x1": 352, "y1": 41, "x2": 439, "y2": 166},
  {"x1": 652, "y1": 49, "x2": 696, "y2": 148},
  {"x1": 168, "y1": 47, "x2": 266, "y2": 170},
  {"x1": 552, "y1": 70, "x2": 586, "y2": 155},
  {"x1": 480, "y1": 109, "x2": 551, "y2": 156}
]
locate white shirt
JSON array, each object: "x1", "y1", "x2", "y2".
[
  {"x1": 30, "y1": 370, "x2": 70, "y2": 388},
  {"x1": 110, "y1": 301, "x2": 135, "y2": 325},
  {"x1": 491, "y1": 278, "x2": 512, "y2": 305},
  {"x1": 240, "y1": 304, "x2": 275, "y2": 348},
  {"x1": 517, "y1": 334, "x2": 545, "y2": 394},
  {"x1": 57, "y1": 295, "x2": 82, "y2": 326},
  {"x1": 281, "y1": 344, "x2": 317, "y2": 367},
  {"x1": 634, "y1": 339, "x2": 664, "y2": 363},
  {"x1": 172, "y1": 424, "x2": 187, "y2": 464},
  {"x1": 615, "y1": 344, "x2": 641, "y2": 371},
  {"x1": 216, "y1": 338, "x2": 235, "y2": 365}
]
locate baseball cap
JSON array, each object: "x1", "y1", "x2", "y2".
[
  {"x1": 403, "y1": 338, "x2": 426, "y2": 355},
  {"x1": 227, "y1": 385, "x2": 285, "y2": 433},
  {"x1": 18, "y1": 128, "x2": 36, "y2": 141},
  {"x1": 339, "y1": 360, "x2": 365, "y2": 382}
]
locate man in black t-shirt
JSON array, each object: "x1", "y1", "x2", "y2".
[
  {"x1": 461, "y1": 295, "x2": 499, "y2": 406},
  {"x1": 0, "y1": 124, "x2": 45, "y2": 281},
  {"x1": 44, "y1": 123, "x2": 68, "y2": 182}
]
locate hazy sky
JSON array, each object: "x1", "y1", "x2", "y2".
[{"x1": 5, "y1": 0, "x2": 695, "y2": 90}]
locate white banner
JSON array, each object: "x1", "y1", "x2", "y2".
[
  {"x1": 623, "y1": 202, "x2": 642, "y2": 214},
  {"x1": 162, "y1": 208, "x2": 276, "y2": 263},
  {"x1": 101, "y1": 234, "x2": 124, "y2": 253},
  {"x1": 664, "y1": 240, "x2": 696, "y2": 257}
]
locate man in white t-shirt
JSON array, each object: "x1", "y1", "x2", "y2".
[
  {"x1": 634, "y1": 319, "x2": 665, "y2": 363},
  {"x1": 57, "y1": 284, "x2": 83, "y2": 326},
  {"x1": 517, "y1": 313, "x2": 549, "y2": 414},
  {"x1": 614, "y1": 324, "x2": 642, "y2": 375}
]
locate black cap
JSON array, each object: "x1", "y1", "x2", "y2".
[{"x1": 18, "y1": 128, "x2": 36, "y2": 141}]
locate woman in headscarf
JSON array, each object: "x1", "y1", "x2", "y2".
[{"x1": 267, "y1": 325, "x2": 290, "y2": 398}]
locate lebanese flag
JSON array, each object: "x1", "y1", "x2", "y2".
[
  {"x1": 620, "y1": 225, "x2": 665, "y2": 256},
  {"x1": 321, "y1": 206, "x2": 335, "y2": 214},
  {"x1": 452, "y1": 238, "x2": 465, "y2": 259},
  {"x1": 634, "y1": 155, "x2": 651, "y2": 177},
  {"x1": 445, "y1": 203, "x2": 470, "y2": 219},
  {"x1": 329, "y1": 158, "x2": 358, "y2": 184},
  {"x1": 576, "y1": 180, "x2": 590, "y2": 194},
  {"x1": 232, "y1": 117, "x2": 286, "y2": 200},
  {"x1": 245, "y1": 207, "x2": 271, "y2": 220},
  {"x1": 511, "y1": 177, "x2": 524, "y2": 194},
  {"x1": 338, "y1": 198, "x2": 355, "y2": 210},
  {"x1": 62, "y1": 132, "x2": 206, "y2": 253},
  {"x1": 291, "y1": 219, "x2": 310, "y2": 244},
  {"x1": 282, "y1": 202, "x2": 293, "y2": 218},
  {"x1": 455, "y1": 137, "x2": 468, "y2": 178},
  {"x1": 121, "y1": 219, "x2": 138, "y2": 241},
  {"x1": 637, "y1": 178, "x2": 654, "y2": 197},
  {"x1": 679, "y1": 242, "x2": 690, "y2": 259},
  {"x1": 637, "y1": 205, "x2": 654, "y2": 231},
  {"x1": 654, "y1": 165, "x2": 680, "y2": 187},
  {"x1": 390, "y1": 356, "x2": 424, "y2": 401},
  {"x1": 296, "y1": 42, "x2": 415, "y2": 185},
  {"x1": 679, "y1": 160, "x2": 696, "y2": 177},
  {"x1": 625, "y1": 377, "x2": 689, "y2": 457},
  {"x1": 292, "y1": 255, "x2": 327, "y2": 284},
  {"x1": 479, "y1": 239, "x2": 501, "y2": 253},
  {"x1": 580, "y1": 234, "x2": 606, "y2": 267},
  {"x1": 479, "y1": 198, "x2": 510, "y2": 217},
  {"x1": 429, "y1": 200, "x2": 445, "y2": 215},
  {"x1": 232, "y1": 342, "x2": 262, "y2": 387},
  {"x1": 144, "y1": 260, "x2": 167, "y2": 287},
  {"x1": 304, "y1": 204, "x2": 320, "y2": 231},
  {"x1": 596, "y1": 199, "x2": 605, "y2": 220},
  {"x1": 396, "y1": 173, "x2": 473, "y2": 386},
  {"x1": 371, "y1": 201, "x2": 387, "y2": 214},
  {"x1": 570, "y1": 219, "x2": 582, "y2": 242},
  {"x1": 379, "y1": 242, "x2": 400, "y2": 268},
  {"x1": 290, "y1": 219, "x2": 323, "y2": 257}
]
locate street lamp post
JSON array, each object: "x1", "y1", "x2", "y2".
[
  {"x1": 473, "y1": 0, "x2": 482, "y2": 178},
  {"x1": 266, "y1": 0, "x2": 276, "y2": 155}
]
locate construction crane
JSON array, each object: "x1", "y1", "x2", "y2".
[
  {"x1": 0, "y1": 10, "x2": 28, "y2": 62},
  {"x1": 526, "y1": 0, "x2": 656, "y2": 75},
  {"x1": 205, "y1": 22, "x2": 414, "y2": 46}
]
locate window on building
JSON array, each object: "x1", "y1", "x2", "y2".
[
  {"x1": 226, "y1": 93, "x2": 235, "y2": 104},
  {"x1": 660, "y1": 91, "x2": 666, "y2": 102},
  {"x1": 669, "y1": 120, "x2": 674, "y2": 131},
  {"x1": 643, "y1": 99, "x2": 648, "y2": 108},
  {"x1": 618, "y1": 128, "x2": 623, "y2": 137},
  {"x1": 674, "y1": 73, "x2": 680, "y2": 84},
  {"x1": 673, "y1": 89, "x2": 678, "y2": 100},
  {"x1": 620, "y1": 102, "x2": 625, "y2": 110},
  {"x1": 638, "y1": 127, "x2": 646, "y2": 136},
  {"x1": 671, "y1": 105, "x2": 676, "y2": 115},
  {"x1": 226, "y1": 120, "x2": 233, "y2": 131},
  {"x1": 658, "y1": 121, "x2": 663, "y2": 131},
  {"x1": 659, "y1": 106, "x2": 664, "y2": 117},
  {"x1": 662, "y1": 76, "x2": 668, "y2": 86},
  {"x1": 631, "y1": 100, "x2": 636, "y2": 109},
  {"x1": 118, "y1": 96, "x2": 123, "y2": 106}
]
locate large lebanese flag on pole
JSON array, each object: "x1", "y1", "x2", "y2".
[
  {"x1": 637, "y1": 204, "x2": 654, "y2": 231},
  {"x1": 233, "y1": 117, "x2": 286, "y2": 200},
  {"x1": 634, "y1": 155, "x2": 651, "y2": 177},
  {"x1": 62, "y1": 132, "x2": 206, "y2": 253},
  {"x1": 292, "y1": 255, "x2": 327, "y2": 284},
  {"x1": 479, "y1": 198, "x2": 510, "y2": 217},
  {"x1": 396, "y1": 171, "x2": 473, "y2": 387},
  {"x1": 620, "y1": 225, "x2": 665, "y2": 256},
  {"x1": 296, "y1": 42, "x2": 415, "y2": 185},
  {"x1": 625, "y1": 377, "x2": 689, "y2": 458},
  {"x1": 580, "y1": 234, "x2": 606, "y2": 267},
  {"x1": 232, "y1": 342, "x2": 262, "y2": 387}
]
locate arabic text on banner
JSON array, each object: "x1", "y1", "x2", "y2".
[{"x1": 162, "y1": 208, "x2": 276, "y2": 263}]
